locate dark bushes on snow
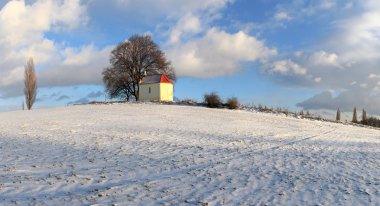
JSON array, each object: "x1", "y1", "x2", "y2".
[
  {"x1": 204, "y1": 92, "x2": 222, "y2": 108},
  {"x1": 226, "y1": 97, "x2": 239, "y2": 110},
  {"x1": 367, "y1": 117, "x2": 380, "y2": 128}
]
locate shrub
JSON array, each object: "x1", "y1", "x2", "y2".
[
  {"x1": 180, "y1": 99, "x2": 198, "y2": 105},
  {"x1": 226, "y1": 97, "x2": 239, "y2": 110},
  {"x1": 367, "y1": 117, "x2": 380, "y2": 128},
  {"x1": 204, "y1": 92, "x2": 222, "y2": 108}
]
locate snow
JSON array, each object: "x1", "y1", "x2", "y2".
[{"x1": 0, "y1": 103, "x2": 380, "y2": 205}]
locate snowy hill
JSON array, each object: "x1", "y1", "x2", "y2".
[{"x1": 0, "y1": 104, "x2": 380, "y2": 205}]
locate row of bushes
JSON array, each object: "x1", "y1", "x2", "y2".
[
  {"x1": 202, "y1": 93, "x2": 324, "y2": 121},
  {"x1": 204, "y1": 92, "x2": 239, "y2": 110},
  {"x1": 367, "y1": 117, "x2": 380, "y2": 128}
]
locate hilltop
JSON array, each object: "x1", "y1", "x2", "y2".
[{"x1": 0, "y1": 104, "x2": 379, "y2": 205}]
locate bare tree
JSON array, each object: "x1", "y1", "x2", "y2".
[
  {"x1": 102, "y1": 67, "x2": 134, "y2": 101},
  {"x1": 102, "y1": 34, "x2": 175, "y2": 101},
  {"x1": 362, "y1": 109, "x2": 367, "y2": 125},
  {"x1": 352, "y1": 107, "x2": 358, "y2": 123},
  {"x1": 336, "y1": 108, "x2": 341, "y2": 122},
  {"x1": 24, "y1": 58, "x2": 37, "y2": 110}
]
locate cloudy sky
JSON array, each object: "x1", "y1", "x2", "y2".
[{"x1": 0, "y1": 0, "x2": 380, "y2": 116}]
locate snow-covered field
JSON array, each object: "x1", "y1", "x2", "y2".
[{"x1": 0, "y1": 104, "x2": 380, "y2": 205}]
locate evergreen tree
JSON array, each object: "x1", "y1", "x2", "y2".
[
  {"x1": 336, "y1": 108, "x2": 341, "y2": 122},
  {"x1": 362, "y1": 109, "x2": 367, "y2": 125},
  {"x1": 352, "y1": 107, "x2": 358, "y2": 123}
]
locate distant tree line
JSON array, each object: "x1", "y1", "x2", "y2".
[{"x1": 335, "y1": 107, "x2": 380, "y2": 128}]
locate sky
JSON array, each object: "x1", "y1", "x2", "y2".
[{"x1": 0, "y1": 0, "x2": 380, "y2": 118}]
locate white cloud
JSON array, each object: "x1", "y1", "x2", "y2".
[
  {"x1": 319, "y1": 0, "x2": 336, "y2": 9},
  {"x1": 62, "y1": 45, "x2": 108, "y2": 66},
  {"x1": 369, "y1": 74, "x2": 380, "y2": 79},
  {"x1": 294, "y1": 51, "x2": 303, "y2": 58},
  {"x1": 0, "y1": 0, "x2": 239, "y2": 98},
  {"x1": 169, "y1": 13, "x2": 202, "y2": 44},
  {"x1": 268, "y1": 59, "x2": 307, "y2": 76},
  {"x1": 292, "y1": 1, "x2": 380, "y2": 113},
  {"x1": 309, "y1": 51, "x2": 340, "y2": 67},
  {"x1": 112, "y1": 0, "x2": 233, "y2": 26},
  {"x1": 0, "y1": 67, "x2": 24, "y2": 87},
  {"x1": 167, "y1": 28, "x2": 277, "y2": 78},
  {"x1": 39, "y1": 45, "x2": 112, "y2": 87},
  {"x1": 100, "y1": 0, "x2": 245, "y2": 79},
  {"x1": 0, "y1": 0, "x2": 87, "y2": 46},
  {"x1": 161, "y1": 0, "x2": 280, "y2": 79},
  {"x1": 313, "y1": 1, "x2": 380, "y2": 88},
  {"x1": 274, "y1": 12, "x2": 292, "y2": 21},
  {"x1": 344, "y1": 2, "x2": 353, "y2": 9},
  {"x1": 333, "y1": 2, "x2": 380, "y2": 63},
  {"x1": 0, "y1": 0, "x2": 91, "y2": 98},
  {"x1": 115, "y1": 0, "x2": 233, "y2": 17},
  {"x1": 297, "y1": 86, "x2": 380, "y2": 115},
  {"x1": 360, "y1": 83, "x2": 368, "y2": 89}
]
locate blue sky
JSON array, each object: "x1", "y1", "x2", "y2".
[{"x1": 1, "y1": 0, "x2": 380, "y2": 116}]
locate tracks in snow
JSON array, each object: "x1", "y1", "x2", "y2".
[{"x1": 217, "y1": 127, "x2": 338, "y2": 162}]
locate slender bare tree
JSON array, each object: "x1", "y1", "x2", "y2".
[
  {"x1": 336, "y1": 108, "x2": 341, "y2": 122},
  {"x1": 352, "y1": 107, "x2": 358, "y2": 123},
  {"x1": 102, "y1": 34, "x2": 175, "y2": 101},
  {"x1": 24, "y1": 58, "x2": 37, "y2": 110},
  {"x1": 362, "y1": 109, "x2": 367, "y2": 125}
]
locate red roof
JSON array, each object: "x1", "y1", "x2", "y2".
[
  {"x1": 140, "y1": 74, "x2": 173, "y2": 84},
  {"x1": 160, "y1": 74, "x2": 173, "y2": 84}
]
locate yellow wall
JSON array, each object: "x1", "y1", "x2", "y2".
[
  {"x1": 159, "y1": 83, "x2": 174, "y2": 102},
  {"x1": 139, "y1": 83, "x2": 173, "y2": 102}
]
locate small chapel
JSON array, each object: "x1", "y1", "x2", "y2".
[{"x1": 139, "y1": 74, "x2": 174, "y2": 102}]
